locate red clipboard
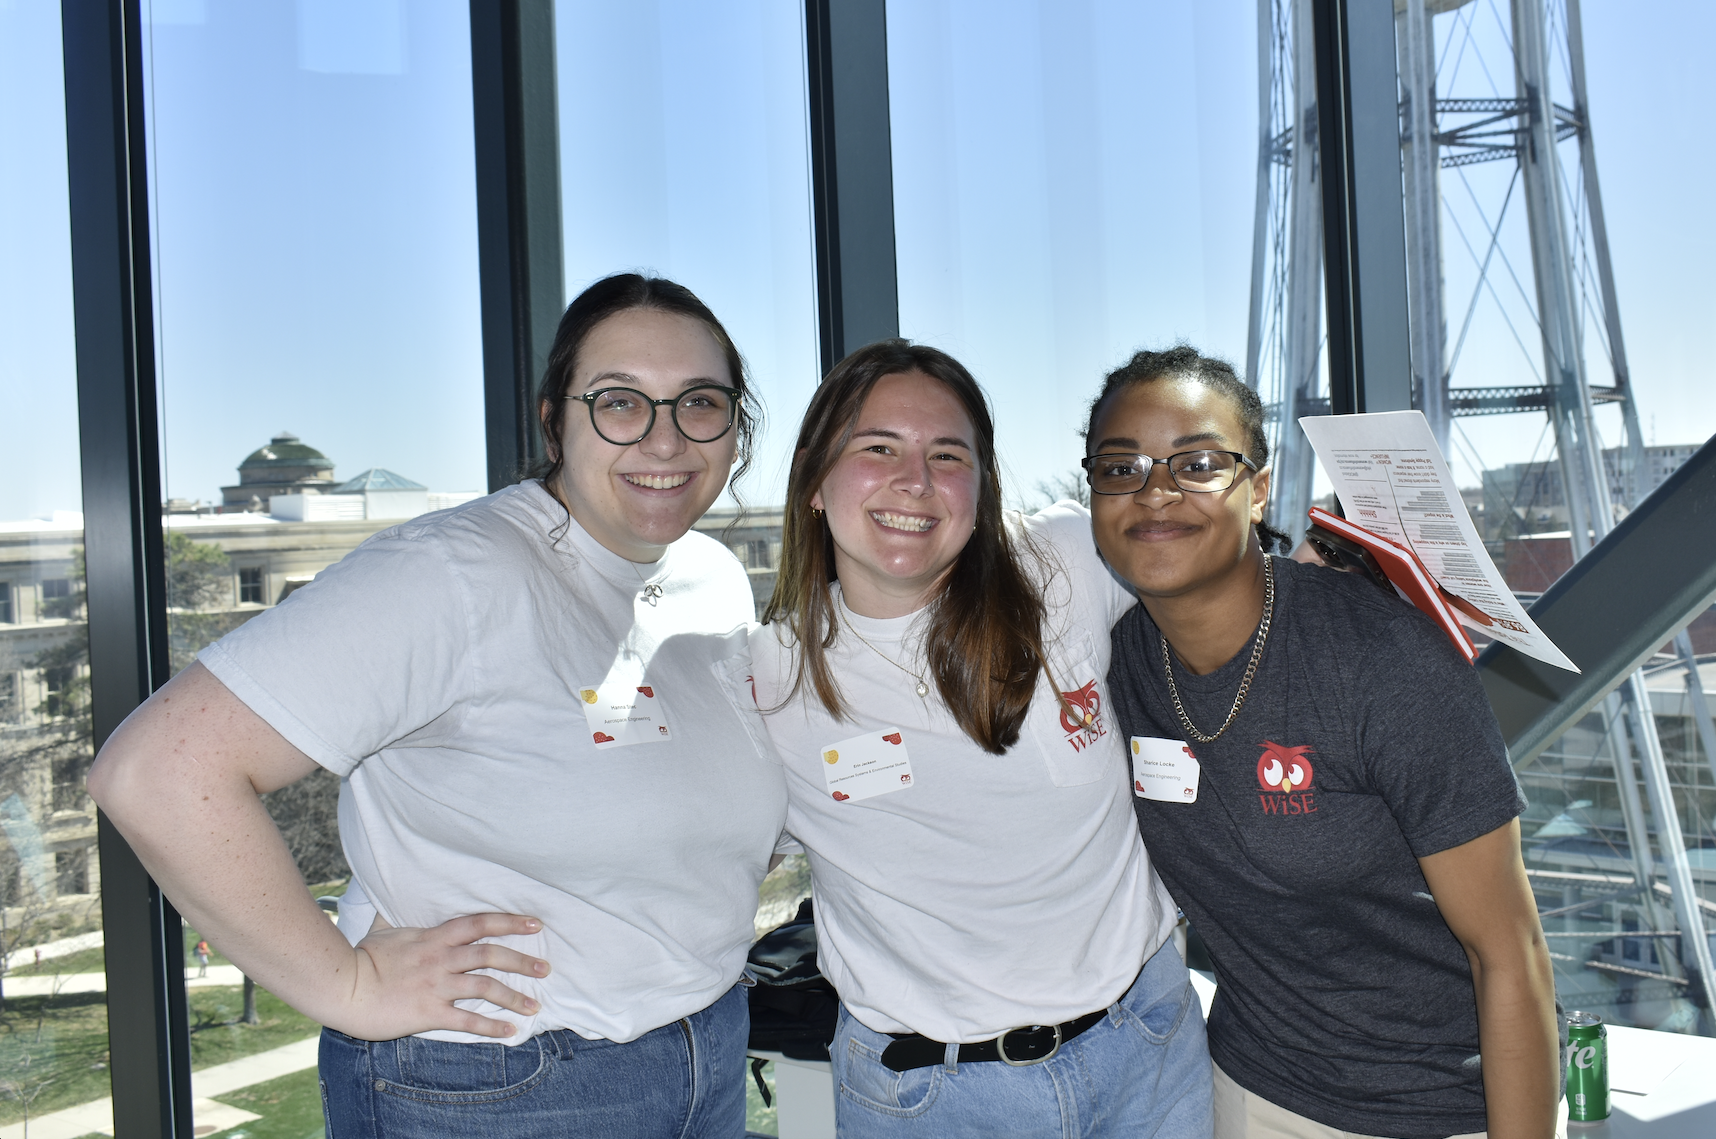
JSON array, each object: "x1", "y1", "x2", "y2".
[{"x1": 1304, "y1": 507, "x2": 1478, "y2": 664}]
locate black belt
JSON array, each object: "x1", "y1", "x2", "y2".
[{"x1": 880, "y1": 1008, "x2": 1108, "y2": 1072}]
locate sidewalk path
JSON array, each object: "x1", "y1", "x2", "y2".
[
  {"x1": 1, "y1": 930, "x2": 103, "y2": 971},
  {"x1": 0, "y1": 1034, "x2": 319, "y2": 1139},
  {"x1": 6, "y1": 965, "x2": 246, "y2": 998}
]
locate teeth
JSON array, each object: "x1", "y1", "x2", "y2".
[
  {"x1": 624, "y1": 473, "x2": 691, "y2": 490},
  {"x1": 871, "y1": 511, "x2": 935, "y2": 533}
]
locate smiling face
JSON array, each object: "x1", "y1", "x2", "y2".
[
  {"x1": 543, "y1": 307, "x2": 739, "y2": 562},
  {"x1": 811, "y1": 370, "x2": 981, "y2": 617},
  {"x1": 1087, "y1": 377, "x2": 1270, "y2": 601}
]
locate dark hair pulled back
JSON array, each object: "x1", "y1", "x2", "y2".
[
  {"x1": 531, "y1": 273, "x2": 759, "y2": 502},
  {"x1": 1083, "y1": 344, "x2": 1293, "y2": 553}
]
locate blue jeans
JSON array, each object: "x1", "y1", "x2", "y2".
[
  {"x1": 318, "y1": 983, "x2": 749, "y2": 1138},
  {"x1": 831, "y1": 942, "x2": 1213, "y2": 1139}
]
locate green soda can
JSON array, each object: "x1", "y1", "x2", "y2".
[{"x1": 1565, "y1": 1011, "x2": 1609, "y2": 1122}]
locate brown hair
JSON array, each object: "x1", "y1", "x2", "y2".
[
  {"x1": 532, "y1": 273, "x2": 760, "y2": 501},
  {"x1": 762, "y1": 340, "x2": 1052, "y2": 755}
]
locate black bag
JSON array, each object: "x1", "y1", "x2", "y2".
[{"x1": 745, "y1": 898, "x2": 839, "y2": 1062}]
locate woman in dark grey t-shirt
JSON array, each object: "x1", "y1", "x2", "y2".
[{"x1": 1082, "y1": 347, "x2": 1558, "y2": 1139}]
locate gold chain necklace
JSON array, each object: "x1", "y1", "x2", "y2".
[
  {"x1": 840, "y1": 609, "x2": 931, "y2": 698},
  {"x1": 1162, "y1": 556, "x2": 1275, "y2": 744}
]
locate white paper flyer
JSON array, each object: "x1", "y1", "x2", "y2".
[{"x1": 1297, "y1": 410, "x2": 1578, "y2": 673}]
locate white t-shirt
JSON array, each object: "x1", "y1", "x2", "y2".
[
  {"x1": 201, "y1": 481, "x2": 786, "y2": 1044},
  {"x1": 748, "y1": 502, "x2": 1177, "y2": 1042}
]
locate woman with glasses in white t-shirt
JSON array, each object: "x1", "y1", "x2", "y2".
[
  {"x1": 748, "y1": 340, "x2": 1213, "y2": 1139},
  {"x1": 89, "y1": 274, "x2": 785, "y2": 1138}
]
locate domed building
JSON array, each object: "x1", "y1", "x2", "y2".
[{"x1": 220, "y1": 432, "x2": 337, "y2": 511}]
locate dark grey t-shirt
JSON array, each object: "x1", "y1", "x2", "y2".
[{"x1": 1108, "y1": 557, "x2": 1524, "y2": 1138}]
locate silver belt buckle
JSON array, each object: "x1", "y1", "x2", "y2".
[{"x1": 995, "y1": 1023, "x2": 1062, "y2": 1067}]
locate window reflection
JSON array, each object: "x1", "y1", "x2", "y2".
[
  {"x1": 140, "y1": 0, "x2": 487, "y2": 1129},
  {"x1": 0, "y1": 1, "x2": 106, "y2": 1125},
  {"x1": 887, "y1": 0, "x2": 1259, "y2": 507}
]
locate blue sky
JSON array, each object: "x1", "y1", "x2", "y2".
[{"x1": 3, "y1": 0, "x2": 1711, "y2": 522}]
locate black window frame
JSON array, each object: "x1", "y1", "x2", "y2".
[{"x1": 64, "y1": 0, "x2": 1710, "y2": 1133}]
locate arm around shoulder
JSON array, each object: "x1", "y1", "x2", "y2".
[{"x1": 89, "y1": 663, "x2": 549, "y2": 1040}]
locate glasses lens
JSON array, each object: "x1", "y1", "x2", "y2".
[
  {"x1": 673, "y1": 386, "x2": 735, "y2": 443},
  {"x1": 1087, "y1": 454, "x2": 1152, "y2": 495},
  {"x1": 1169, "y1": 450, "x2": 1238, "y2": 492},
  {"x1": 590, "y1": 388, "x2": 652, "y2": 444}
]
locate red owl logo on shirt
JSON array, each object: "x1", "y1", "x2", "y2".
[
  {"x1": 1058, "y1": 680, "x2": 1102, "y2": 735},
  {"x1": 1256, "y1": 742, "x2": 1314, "y2": 793}
]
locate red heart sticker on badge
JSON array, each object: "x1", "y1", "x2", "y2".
[
  {"x1": 831, "y1": 791, "x2": 850, "y2": 801},
  {"x1": 883, "y1": 732, "x2": 902, "y2": 745},
  {"x1": 636, "y1": 686, "x2": 654, "y2": 698},
  {"x1": 1135, "y1": 780, "x2": 1146, "y2": 793},
  {"x1": 593, "y1": 732, "x2": 615, "y2": 744}
]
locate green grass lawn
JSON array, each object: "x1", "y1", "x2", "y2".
[
  {"x1": 7, "y1": 946, "x2": 110, "y2": 978},
  {"x1": 0, "y1": 984, "x2": 321, "y2": 1126},
  {"x1": 206, "y1": 1066, "x2": 326, "y2": 1139}
]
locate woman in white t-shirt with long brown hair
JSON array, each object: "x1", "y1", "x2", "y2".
[
  {"x1": 88, "y1": 273, "x2": 785, "y2": 1138},
  {"x1": 750, "y1": 340, "x2": 1212, "y2": 1138}
]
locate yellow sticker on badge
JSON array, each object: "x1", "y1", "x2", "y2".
[
  {"x1": 823, "y1": 750, "x2": 839, "y2": 764},
  {"x1": 1131, "y1": 739, "x2": 1140, "y2": 754},
  {"x1": 581, "y1": 689, "x2": 598, "y2": 704}
]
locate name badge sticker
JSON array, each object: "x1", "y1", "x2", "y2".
[
  {"x1": 1131, "y1": 736, "x2": 1200, "y2": 803},
  {"x1": 579, "y1": 680, "x2": 672, "y2": 749},
  {"x1": 819, "y1": 728, "x2": 915, "y2": 803}
]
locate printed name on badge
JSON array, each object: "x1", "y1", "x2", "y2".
[
  {"x1": 1131, "y1": 736, "x2": 1200, "y2": 803},
  {"x1": 579, "y1": 679, "x2": 672, "y2": 749},
  {"x1": 819, "y1": 728, "x2": 915, "y2": 803}
]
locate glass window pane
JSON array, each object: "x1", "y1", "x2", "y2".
[
  {"x1": 887, "y1": 0, "x2": 1259, "y2": 507},
  {"x1": 140, "y1": 2, "x2": 487, "y2": 1129},
  {"x1": 0, "y1": 0, "x2": 109, "y2": 1126},
  {"x1": 555, "y1": 0, "x2": 820, "y2": 514}
]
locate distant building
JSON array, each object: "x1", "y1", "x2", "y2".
[
  {"x1": 220, "y1": 432, "x2": 337, "y2": 512},
  {"x1": 694, "y1": 505, "x2": 784, "y2": 617},
  {"x1": 1477, "y1": 441, "x2": 1706, "y2": 544},
  {"x1": 1, "y1": 439, "x2": 480, "y2": 929}
]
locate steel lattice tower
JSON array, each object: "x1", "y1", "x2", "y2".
[{"x1": 1245, "y1": 0, "x2": 1715, "y2": 1029}]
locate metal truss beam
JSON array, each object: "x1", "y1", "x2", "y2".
[{"x1": 1479, "y1": 435, "x2": 1716, "y2": 767}]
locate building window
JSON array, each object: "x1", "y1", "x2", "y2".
[
  {"x1": 53, "y1": 755, "x2": 88, "y2": 813},
  {"x1": 0, "y1": 581, "x2": 11, "y2": 623},
  {"x1": 0, "y1": 673, "x2": 16, "y2": 723},
  {"x1": 43, "y1": 666, "x2": 76, "y2": 719},
  {"x1": 56, "y1": 847, "x2": 89, "y2": 896},
  {"x1": 744, "y1": 540, "x2": 772, "y2": 570},
  {"x1": 239, "y1": 566, "x2": 265, "y2": 605},
  {"x1": 41, "y1": 578, "x2": 71, "y2": 601}
]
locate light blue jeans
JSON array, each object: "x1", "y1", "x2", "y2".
[
  {"x1": 831, "y1": 942, "x2": 1213, "y2": 1139},
  {"x1": 318, "y1": 982, "x2": 749, "y2": 1138}
]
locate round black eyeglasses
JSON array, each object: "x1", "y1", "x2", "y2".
[
  {"x1": 1080, "y1": 450, "x2": 1259, "y2": 495},
  {"x1": 570, "y1": 384, "x2": 740, "y2": 446}
]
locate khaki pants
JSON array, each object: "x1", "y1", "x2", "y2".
[{"x1": 1212, "y1": 1060, "x2": 1492, "y2": 1139}]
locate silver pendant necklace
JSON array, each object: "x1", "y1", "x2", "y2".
[
  {"x1": 841, "y1": 610, "x2": 931, "y2": 698},
  {"x1": 630, "y1": 558, "x2": 665, "y2": 606},
  {"x1": 1162, "y1": 556, "x2": 1275, "y2": 745}
]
